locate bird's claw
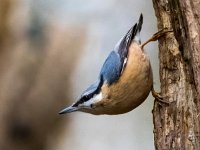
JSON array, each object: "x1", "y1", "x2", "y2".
[
  {"x1": 141, "y1": 28, "x2": 173, "y2": 49},
  {"x1": 149, "y1": 28, "x2": 173, "y2": 42},
  {"x1": 151, "y1": 89, "x2": 170, "y2": 105}
]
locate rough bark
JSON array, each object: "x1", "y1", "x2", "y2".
[{"x1": 152, "y1": 0, "x2": 200, "y2": 149}]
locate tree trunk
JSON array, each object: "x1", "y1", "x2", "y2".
[{"x1": 152, "y1": 0, "x2": 200, "y2": 149}]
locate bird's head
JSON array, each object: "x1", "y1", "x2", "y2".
[{"x1": 59, "y1": 79, "x2": 106, "y2": 115}]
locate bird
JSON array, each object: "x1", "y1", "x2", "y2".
[{"x1": 59, "y1": 14, "x2": 169, "y2": 115}]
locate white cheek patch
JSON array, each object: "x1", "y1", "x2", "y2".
[{"x1": 80, "y1": 92, "x2": 103, "y2": 108}]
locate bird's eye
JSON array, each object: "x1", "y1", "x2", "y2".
[
  {"x1": 82, "y1": 93, "x2": 93, "y2": 101},
  {"x1": 90, "y1": 104, "x2": 94, "y2": 108},
  {"x1": 82, "y1": 95, "x2": 88, "y2": 101}
]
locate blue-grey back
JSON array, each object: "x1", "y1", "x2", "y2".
[{"x1": 100, "y1": 51, "x2": 122, "y2": 85}]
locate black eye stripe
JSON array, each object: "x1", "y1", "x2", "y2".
[
  {"x1": 82, "y1": 93, "x2": 93, "y2": 101},
  {"x1": 73, "y1": 93, "x2": 93, "y2": 107},
  {"x1": 73, "y1": 76, "x2": 103, "y2": 107}
]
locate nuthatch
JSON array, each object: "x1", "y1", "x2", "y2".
[{"x1": 59, "y1": 14, "x2": 169, "y2": 115}]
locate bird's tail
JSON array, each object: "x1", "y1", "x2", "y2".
[
  {"x1": 134, "y1": 13, "x2": 143, "y2": 44},
  {"x1": 115, "y1": 13, "x2": 143, "y2": 49},
  {"x1": 127, "y1": 13, "x2": 143, "y2": 45},
  {"x1": 114, "y1": 14, "x2": 143, "y2": 61}
]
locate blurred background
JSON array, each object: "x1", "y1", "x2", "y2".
[{"x1": 0, "y1": 0, "x2": 159, "y2": 150}]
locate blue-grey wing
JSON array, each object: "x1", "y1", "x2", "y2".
[
  {"x1": 100, "y1": 14, "x2": 143, "y2": 85},
  {"x1": 115, "y1": 14, "x2": 143, "y2": 62},
  {"x1": 100, "y1": 51, "x2": 122, "y2": 85}
]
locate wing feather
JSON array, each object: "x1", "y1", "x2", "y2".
[
  {"x1": 100, "y1": 14, "x2": 143, "y2": 85},
  {"x1": 100, "y1": 51, "x2": 122, "y2": 85}
]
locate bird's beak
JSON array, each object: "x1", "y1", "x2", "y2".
[{"x1": 59, "y1": 106, "x2": 79, "y2": 114}]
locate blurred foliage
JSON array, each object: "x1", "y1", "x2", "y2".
[
  {"x1": 0, "y1": 0, "x2": 85, "y2": 149},
  {"x1": 0, "y1": 0, "x2": 11, "y2": 45}
]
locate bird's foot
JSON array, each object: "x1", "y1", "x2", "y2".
[
  {"x1": 141, "y1": 28, "x2": 173, "y2": 49},
  {"x1": 151, "y1": 89, "x2": 170, "y2": 105}
]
